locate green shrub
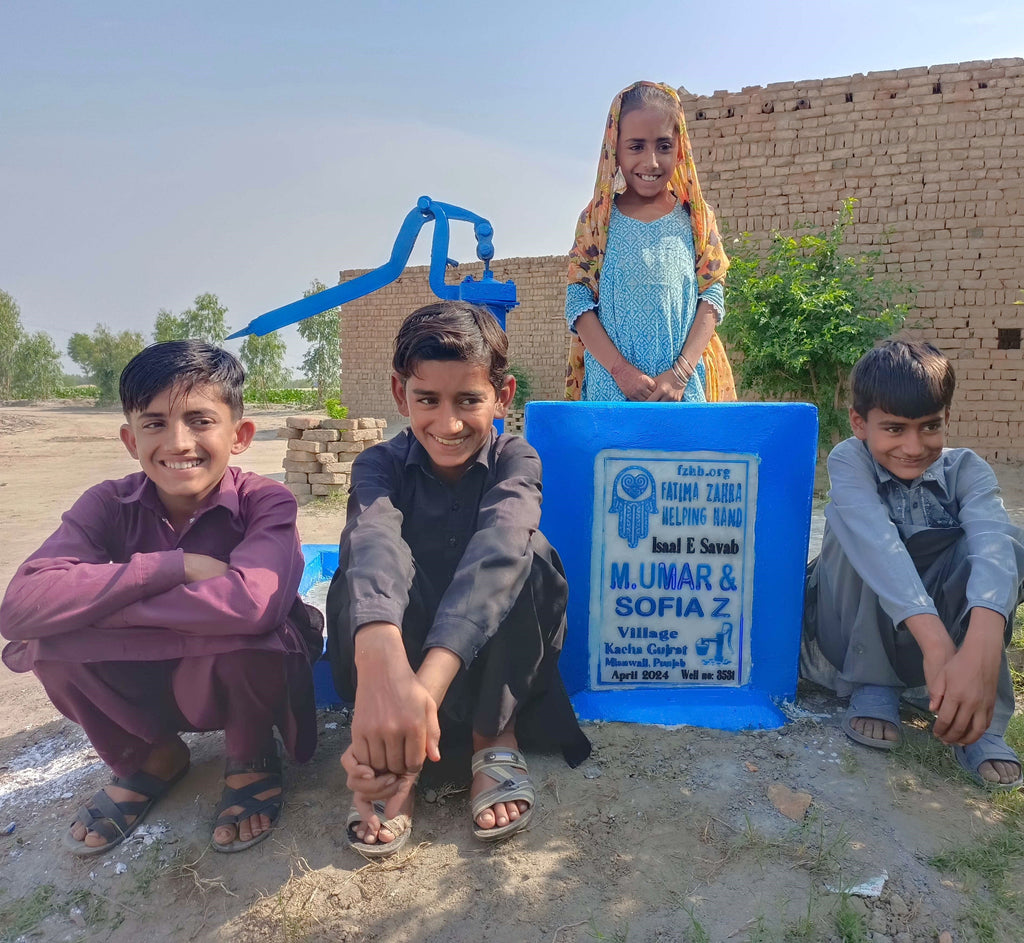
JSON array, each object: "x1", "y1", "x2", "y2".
[
  {"x1": 248, "y1": 388, "x2": 317, "y2": 407},
  {"x1": 722, "y1": 199, "x2": 913, "y2": 446},
  {"x1": 325, "y1": 398, "x2": 349, "y2": 420},
  {"x1": 53, "y1": 385, "x2": 100, "y2": 400},
  {"x1": 509, "y1": 363, "x2": 534, "y2": 412}
]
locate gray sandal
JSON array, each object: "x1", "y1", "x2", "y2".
[
  {"x1": 64, "y1": 764, "x2": 190, "y2": 858},
  {"x1": 954, "y1": 732, "x2": 1024, "y2": 791},
  {"x1": 346, "y1": 801, "x2": 413, "y2": 858},
  {"x1": 842, "y1": 684, "x2": 904, "y2": 750},
  {"x1": 471, "y1": 747, "x2": 535, "y2": 842}
]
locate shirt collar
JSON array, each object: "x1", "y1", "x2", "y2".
[
  {"x1": 861, "y1": 440, "x2": 950, "y2": 498},
  {"x1": 116, "y1": 467, "x2": 242, "y2": 520},
  {"x1": 404, "y1": 427, "x2": 497, "y2": 479}
]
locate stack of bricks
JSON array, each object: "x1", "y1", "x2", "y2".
[{"x1": 278, "y1": 416, "x2": 387, "y2": 503}]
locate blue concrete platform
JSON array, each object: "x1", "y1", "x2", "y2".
[{"x1": 526, "y1": 401, "x2": 818, "y2": 730}]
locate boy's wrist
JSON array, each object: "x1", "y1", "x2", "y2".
[
  {"x1": 903, "y1": 613, "x2": 954, "y2": 659},
  {"x1": 962, "y1": 606, "x2": 1007, "y2": 650},
  {"x1": 353, "y1": 621, "x2": 404, "y2": 667}
]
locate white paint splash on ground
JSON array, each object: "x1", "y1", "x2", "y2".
[{"x1": 0, "y1": 727, "x2": 103, "y2": 811}]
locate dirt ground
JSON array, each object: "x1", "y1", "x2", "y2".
[{"x1": 3, "y1": 404, "x2": 1024, "y2": 943}]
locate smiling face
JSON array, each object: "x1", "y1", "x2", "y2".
[
  {"x1": 615, "y1": 104, "x2": 679, "y2": 208},
  {"x1": 119, "y1": 382, "x2": 254, "y2": 525},
  {"x1": 392, "y1": 359, "x2": 514, "y2": 484},
  {"x1": 850, "y1": 406, "x2": 949, "y2": 481}
]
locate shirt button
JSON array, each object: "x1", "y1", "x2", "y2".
[
  {"x1": 451, "y1": 502, "x2": 460, "y2": 511},
  {"x1": 912, "y1": 502, "x2": 918, "y2": 508},
  {"x1": 448, "y1": 536, "x2": 457, "y2": 546}
]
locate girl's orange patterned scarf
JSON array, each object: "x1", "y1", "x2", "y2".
[{"x1": 565, "y1": 81, "x2": 735, "y2": 402}]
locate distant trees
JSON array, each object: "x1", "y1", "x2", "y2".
[
  {"x1": 68, "y1": 325, "x2": 146, "y2": 403},
  {"x1": 240, "y1": 331, "x2": 290, "y2": 404},
  {"x1": 0, "y1": 291, "x2": 21, "y2": 398},
  {"x1": 0, "y1": 289, "x2": 63, "y2": 399},
  {"x1": 298, "y1": 280, "x2": 342, "y2": 407},
  {"x1": 12, "y1": 332, "x2": 63, "y2": 399},
  {"x1": 153, "y1": 292, "x2": 229, "y2": 344}
]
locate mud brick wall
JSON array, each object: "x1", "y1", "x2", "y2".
[
  {"x1": 678, "y1": 58, "x2": 1024, "y2": 462},
  {"x1": 336, "y1": 257, "x2": 569, "y2": 423},
  {"x1": 337, "y1": 58, "x2": 1024, "y2": 462},
  {"x1": 278, "y1": 416, "x2": 386, "y2": 504}
]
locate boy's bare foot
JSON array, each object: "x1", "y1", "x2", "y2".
[
  {"x1": 348, "y1": 787, "x2": 415, "y2": 847},
  {"x1": 212, "y1": 773, "x2": 282, "y2": 847},
  {"x1": 471, "y1": 729, "x2": 531, "y2": 833},
  {"x1": 848, "y1": 716, "x2": 901, "y2": 744},
  {"x1": 212, "y1": 751, "x2": 284, "y2": 852},
  {"x1": 69, "y1": 737, "x2": 190, "y2": 849},
  {"x1": 978, "y1": 759, "x2": 1022, "y2": 785},
  {"x1": 954, "y1": 733, "x2": 1024, "y2": 789},
  {"x1": 842, "y1": 684, "x2": 903, "y2": 751}
]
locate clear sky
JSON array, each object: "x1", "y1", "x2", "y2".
[{"x1": 3, "y1": 1, "x2": 1022, "y2": 371}]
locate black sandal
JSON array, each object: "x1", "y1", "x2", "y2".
[
  {"x1": 64, "y1": 764, "x2": 190, "y2": 858},
  {"x1": 211, "y1": 750, "x2": 283, "y2": 853}
]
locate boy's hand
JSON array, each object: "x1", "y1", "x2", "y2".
[
  {"x1": 930, "y1": 609, "x2": 1004, "y2": 746},
  {"x1": 183, "y1": 553, "x2": 229, "y2": 583},
  {"x1": 340, "y1": 746, "x2": 400, "y2": 800},
  {"x1": 351, "y1": 622, "x2": 442, "y2": 776},
  {"x1": 343, "y1": 747, "x2": 417, "y2": 843},
  {"x1": 904, "y1": 613, "x2": 957, "y2": 707}
]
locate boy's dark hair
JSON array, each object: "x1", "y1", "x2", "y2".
[
  {"x1": 850, "y1": 340, "x2": 956, "y2": 419},
  {"x1": 119, "y1": 340, "x2": 246, "y2": 418},
  {"x1": 392, "y1": 301, "x2": 509, "y2": 392}
]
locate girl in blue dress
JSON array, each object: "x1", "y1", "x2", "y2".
[{"x1": 565, "y1": 81, "x2": 735, "y2": 403}]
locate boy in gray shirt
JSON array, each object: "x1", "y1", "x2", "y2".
[{"x1": 803, "y1": 340, "x2": 1024, "y2": 787}]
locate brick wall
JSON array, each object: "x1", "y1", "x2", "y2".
[
  {"x1": 338, "y1": 257, "x2": 569, "y2": 422},
  {"x1": 679, "y1": 58, "x2": 1024, "y2": 462},
  {"x1": 338, "y1": 58, "x2": 1024, "y2": 462}
]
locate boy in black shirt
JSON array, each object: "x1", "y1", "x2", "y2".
[{"x1": 327, "y1": 301, "x2": 589, "y2": 856}]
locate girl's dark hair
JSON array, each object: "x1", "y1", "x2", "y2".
[
  {"x1": 850, "y1": 340, "x2": 955, "y2": 419},
  {"x1": 619, "y1": 83, "x2": 679, "y2": 121},
  {"x1": 119, "y1": 340, "x2": 246, "y2": 418},
  {"x1": 392, "y1": 301, "x2": 509, "y2": 392}
]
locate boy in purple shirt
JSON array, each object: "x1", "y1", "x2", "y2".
[
  {"x1": 0, "y1": 341, "x2": 321, "y2": 854},
  {"x1": 327, "y1": 302, "x2": 589, "y2": 857}
]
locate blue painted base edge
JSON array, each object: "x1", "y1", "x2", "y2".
[
  {"x1": 301, "y1": 544, "x2": 346, "y2": 709},
  {"x1": 570, "y1": 688, "x2": 787, "y2": 730}
]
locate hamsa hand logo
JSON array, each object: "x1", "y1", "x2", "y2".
[{"x1": 609, "y1": 466, "x2": 657, "y2": 548}]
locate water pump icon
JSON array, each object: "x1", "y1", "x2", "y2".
[{"x1": 695, "y1": 623, "x2": 734, "y2": 665}]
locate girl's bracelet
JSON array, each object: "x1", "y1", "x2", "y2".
[
  {"x1": 676, "y1": 353, "x2": 695, "y2": 376},
  {"x1": 670, "y1": 360, "x2": 690, "y2": 388}
]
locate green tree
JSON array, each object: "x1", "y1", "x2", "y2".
[
  {"x1": 68, "y1": 325, "x2": 146, "y2": 403},
  {"x1": 721, "y1": 199, "x2": 912, "y2": 445},
  {"x1": 152, "y1": 293, "x2": 228, "y2": 344},
  {"x1": 153, "y1": 307, "x2": 184, "y2": 342},
  {"x1": 12, "y1": 331, "x2": 63, "y2": 399},
  {"x1": 0, "y1": 290, "x2": 23, "y2": 398},
  {"x1": 181, "y1": 292, "x2": 228, "y2": 344},
  {"x1": 297, "y1": 279, "x2": 341, "y2": 407},
  {"x1": 240, "y1": 331, "x2": 290, "y2": 404}
]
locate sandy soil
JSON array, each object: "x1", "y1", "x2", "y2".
[{"x1": 2, "y1": 404, "x2": 1024, "y2": 943}]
